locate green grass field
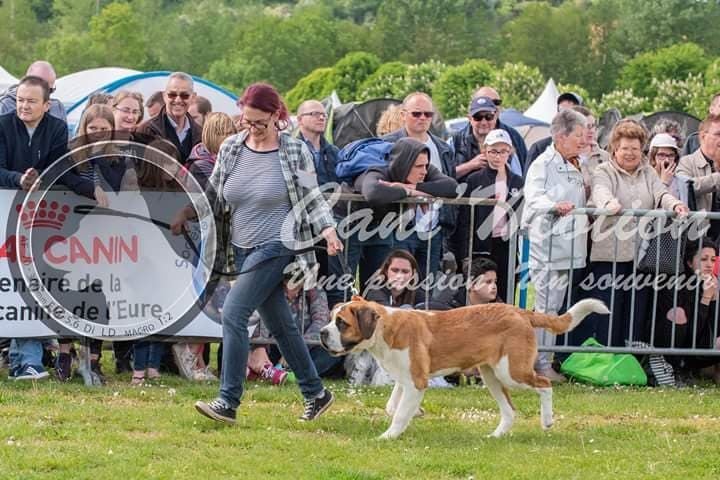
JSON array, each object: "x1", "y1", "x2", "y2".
[{"x1": 2, "y1": 367, "x2": 719, "y2": 480}]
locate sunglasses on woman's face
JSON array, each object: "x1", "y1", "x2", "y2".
[
  {"x1": 166, "y1": 91, "x2": 192, "y2": 101},
  {"x1": 409, "y1": 111, "x2": 434, "y2": 119}
]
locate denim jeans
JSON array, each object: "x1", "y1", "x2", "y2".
[
  {"x1": 133, "y1": 341, "x2": 165, "y2": 370},
  {"x1": 220, "y1": 242, "x2": 323, "y2": 409},
  {"x1": 326, "y1": 231, "x2": 394, "y2": 308},
  {"x1": 9, "y1": 338, "x2": 44, "y2": 371}
]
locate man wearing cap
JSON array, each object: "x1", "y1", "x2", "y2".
[
  {"x1": 677, "y1": 113, "x2": 720, "y2": 236},
  {"x1": 525, "y1": 91, "x2": 583, "y2": 169},
  {"x1": 463, "y1": 129, "x2": 524, "y2": 301},
  {"x1": 682, "y1": 93, "x2": 720, "y2": 156},
  {"x1": 453, "y1": 87, "x2": 526, "y2": 181},
  {"x1": 0, "y1": 61, "x2": 66, "y2": 122}
]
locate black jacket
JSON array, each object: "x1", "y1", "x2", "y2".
[
  {"x1": 382, "y1": 128, "x2": 458, "y2": 232},
  {"x1": 464, "y1": 166, "x2": 524, "y2": 256},
  {"x1": 526, "y1": 136, "x2": 553, "y2": 171},
  {"x1": 452, "y1": 120, "x2": 527, "y2": 178},
  {"x1": 298, "y1": 132, "x2": 340, "y2": 186},
  {"x1": 135, "y1": 106, "x2": 202, "y2": 164},
  {"x1": 356, "y1": 137, "x2": 457, "y2": 207},
  {"x1": 0, "y1": 113, "x2": 94, "y2": 197}
]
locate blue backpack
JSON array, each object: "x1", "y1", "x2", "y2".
[{"x1": 335, "y1": 138, "x2": 393, "y2": 183}]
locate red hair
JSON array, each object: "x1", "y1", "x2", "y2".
[{"x1": 239, "y1": 83, "x2": 289, "y2": 123}]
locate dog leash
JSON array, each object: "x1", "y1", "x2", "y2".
[{"x1": 73, "y1": 205, "x2": 357, "y2": 289}]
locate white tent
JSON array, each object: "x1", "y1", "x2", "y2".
[
  {"x1": 62, "y1": 70, "x2": 239, "y2": 133},
  {"x1": 0, "y1": 65, "x2": 19, "y2": 94},
  {"x1": 55, "y1": 67, "x2": 142, "y2": 107},
  {"x1": 524, "y1": 78, "x2": 560, "y2": 124}
]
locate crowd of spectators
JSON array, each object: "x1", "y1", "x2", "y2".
[{"x1": 1, "y1": 60, "x2": 719, "y2": 389}]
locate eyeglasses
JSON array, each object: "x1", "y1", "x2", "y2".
[
  {"x1": 240, "y1": 114, "x2": 273, "y2": 130},
  {"x1": 472, "y1": 112, "x2": 495, "y2": 122},
  {"x1": 166, "y1": 91, "x2": 192, "y2": 101},
  {"x1": 487, "y1": 149, "x2": 511, "y2": 156},
  {"x1": 409, "y1": 111, "x2": 434, "y2": 119},
  {"x1": 299, "y1": 111, "x2": 327, "y2": 119},
  {"x1": 492, "y1": 98, "x2": 502, "y2": 106},
  {"x1": 655, "y1": 152, "x2": 677, "y2": 160},
  {"x1": 115, "y1": 106, "x2": 142, "y2": 117}
]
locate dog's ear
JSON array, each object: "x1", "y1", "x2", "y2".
[
  {"x1": 351, "y1": 294, "x2": 364, "y2": 302},
  {"x1": 355, "y1": 306, "x2": 378, "y2": 340}
]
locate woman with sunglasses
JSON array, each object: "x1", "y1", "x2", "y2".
[{"x1": 171, "y1": 82, "x2": 343, "y2": 424}]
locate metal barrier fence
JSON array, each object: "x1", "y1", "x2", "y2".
[
  {"x1": 331, "y1": 193, "x2": 720, "y2": 357},
  {"x1": 2, "y1": 188, "x2": 718, "y2": 359}
]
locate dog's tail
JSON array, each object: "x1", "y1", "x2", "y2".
[{"x1": 521, "y1": 299, "x2": 610, "y2": 334}]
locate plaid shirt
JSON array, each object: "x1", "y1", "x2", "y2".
[{"x1": 203, "y1": 131, "x2": 336, "y2": 275}]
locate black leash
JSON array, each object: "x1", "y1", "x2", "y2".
[{"x1": 73, "y1": 205, "x2": 355, "y2": 283}]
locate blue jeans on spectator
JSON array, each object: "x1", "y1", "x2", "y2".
[
  {"x1": 395, "y1": 230, "x2": 442, "y2": 282},
  {"x1": 133, "y1": 341, "x2": 165, "y2": 371},
  {"x1": 220, "y1": 242, "x2": 323, "y2": 409},
  {"x1": 327, "y1": 230, "x2": 393, "y2": 308},
  {"x1": 9, "y1": 338, "x2": 44, "y2": 371}
]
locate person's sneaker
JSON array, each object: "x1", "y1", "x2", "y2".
[
  {"x1": 55, "y1": 352, "x2": 73, "y2": 382},
  {"x1": 259, "y1": 363, "x2": 288, "y2": 386},
  {"x1": 195, "y1": 398, "x2": 236, "y2": 424},
  {"x1": 172, "y1": 343, "x2": 198, "y2": 380},
  {"x1": 538, "y1": 367, "x2": 567, "y2": 383},
  {"x1": 14, "y1": 365, "x2": 50, "y2": 381},
  {"x1": 300, "y1": 389, "x2": 334, "y2": 421}
]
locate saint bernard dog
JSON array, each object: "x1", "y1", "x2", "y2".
[{"x1": 320, "y1": 296, "x2": 609, "y2": 439}]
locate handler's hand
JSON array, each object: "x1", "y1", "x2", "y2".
[{"x1": 322, "y1": 227, "x2": 343, "y2": 256}]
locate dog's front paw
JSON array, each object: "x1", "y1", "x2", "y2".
[
  {"x1": 378, "y1": 429, "x2": 401, "y2": 440},
  {"x1": 541, "y1": 416, "x2": 554, "y2": 430},
  {"x1": 488, "y1": 427, "x2": 509, "y2": 438}
]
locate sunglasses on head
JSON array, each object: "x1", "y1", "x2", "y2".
[
  {"x1": 166, "y1": 91, "x2": 192, "y2": 101},
  {"x1": 409, "y1": 111, "x2": 434, "y2": 119},
  {"x1": 492, "y1": 98, "x2": 502, "y2": 106},
  {"x1": 472, "y1": 112, "x2": 495, "y2": 122}
]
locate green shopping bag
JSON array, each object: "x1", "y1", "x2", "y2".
[{"x1": 560, "y1": 338, "x2": 647, "y2": 386}]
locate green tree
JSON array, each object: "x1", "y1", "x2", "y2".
[
  {"x1": 618, "y1": 43, "x2": 710, "y2": 99},
  {"x1": 329, "y1": 52, "x2": 381, "y2": 102},
  {"x1": 87, "y1": 2, "x2": 150, "y2": 69},
  {"x1": 285, "y1": 67, "x2": 336, "y2": 112},
  {"x1": 358, "y1": 61, "x2": 410, "y2": 100},
  {"x1": 206, "y1": 6, "x2": 367, "y2": 93},
  {"x1": 501, "y1": 2, "x2": 596, "y2": 92},
  {"x1": 432, "y1": 59, "x2": 494, "y2": 118},
  {"x1": 0, "y1": 0, "x2": 44, "y2": 76},
  {"x1": 372, "y1": 0, "x2": 499, "y2": 65},
  {"x1": 491, "y1": 62, "x2": 545, "y2": 111}
]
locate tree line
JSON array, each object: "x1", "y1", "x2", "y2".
[{"x1": 1, "y1": 0, "x2": 719, "y2": 115}]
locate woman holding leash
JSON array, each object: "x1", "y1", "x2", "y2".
[{"x1": 171, "y1": 83, "x2": 343, "y2": 424}]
